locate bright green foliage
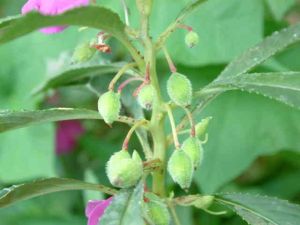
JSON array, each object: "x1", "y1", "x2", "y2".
[
  {"x1": 185, "y1": 31, "x2": 199, "y2": 48},
  {"x1": 182, "y1": 137, "x2": 203, "y2": 169},
  {"x1": 144, "y1": 192, "x2": 170, "y2": 225},
  {"x1": 98, "y1": 91, "x2": 121, "y2": 125},
  {"x1": 168, "y1": 150, "x2": 194, "y2": 190},
  {"x1": 71, "y1": 42, "x2": 96, "y2": 63},
  {"x1": 167, "y1": 73, "x2": 192, "y2": 106},
  {"x1": 137, "y1": 84, "x2": 155, "y2": 110},
  {"x1": 106, "y1": 150, "x2": 143, "y2": 188}
]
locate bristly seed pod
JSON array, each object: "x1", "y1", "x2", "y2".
[
  {"x1": 98, "y1": 91, "x2": 121, "y2": 125},
  {"x1": 185, "y1": 31, "x2": 199, "y2": 48},
  {"x1": 182, "y1": 137, "x2": 203, "y2": 169},
  {"x1": 72, "y1": 42, "x2": 96, "y2": 63},
  {"x1": 106, "y1": 150, "x2": 143, "y2": 188},
  {"x1": 143, "y1": 192, "x2": 170, "y2": 225},
  {"x1": 137, "y1": 84, "x2": 155, "y2": 110},
  {"x1": 167, "y1": 150, "x2": 193, "y2": 190},
  {"x1": 167, "y1": 73, "x2": 192, "y2": 107}
]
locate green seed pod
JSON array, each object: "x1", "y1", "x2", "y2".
[
  {"x1": 182, "y1": 137, "x2": 203, "y2": 169},
  {"x1": 167, "y1": 150, "x2": 193, "y2": 190},
  {"x1": 144, "y1": 193, "x2": 170, "y2": 225},
  {"x1": 98, "y1": 91, "x2": 121, "y2": 125},
  {"x1": 137, "y1": 84, "x2": 155, "y2": 110},
  {"x1": 106, "y1": 150, "x2": 143, "y2": 188},
  {"x1": 195, "y1": 117, "x2": 212, "y2": 138},
  {"x1": 72, "y1": 42, "x2": 96, "y2": 63},
  {"x1": 167, "y1": 73, "x2": 192, "y2": 107},
  {"x1": 185, "y1": 31, "x2": 199, "y2": 48}
]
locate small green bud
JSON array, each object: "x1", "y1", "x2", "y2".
[
  {"x1": 167, "y1": 150, "x2": 193, "y2": 190},
  {"x1": 72, "y1": 42, "x2": 96, "y2": 63},
  {"x1": 137, "y1": 84, "x2": 155, "y2": 110},
  {"x1": 167, "y1": 73, "x2": 192, "y2": 107},
  {"x1": 182, "y1": 137, "x2": 203, "y2": 169},
  {"x1": 144, "y1": 193, "x2": 170, "y2": 225},
  {"x1": 185, "y1": 31, "x2": 199, "y2": 48},
  {"x1": 98, "y1": 91, "x2": 121, "y2": 125},
  {"x1": 195, "y1": 117, "x2": 212, "y2": 138},
  {"x1": 193, "y1": 196, "x2": 215, "y2": 209},
  {"x1": 106, "y1": 150, "x2": 143, "y2": 188}
]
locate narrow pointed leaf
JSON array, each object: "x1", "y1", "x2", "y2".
[
  {"x1": 0, "y1": 108, "x2": 135, "y2": 133},
  {"x1": 0, "y1": 178, "x2": 117, "y2": 208},
  {"x1": 216, "y1": 193, "x2": 300, "y2": 225},
  {"x1": 100, "y1": 181, "x2": 144, "y2": 225}
]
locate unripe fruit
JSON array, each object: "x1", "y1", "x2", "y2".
[
  {"x1": 137, "y1": 84, "x2": 155, "y2": 110},
  {"x1": 72, "y1": 42, "x2": 96, "y2": 63},
  {"x1": 167, "y1": 150, "x2": 193, "y2": 190},
  {"x1": 98, "y1": 91, "x2": 121, "y2": 125},
  {"x1": 106, "y1": 150, "x2": 143, "y2": 188},
  {"x1": 195, "y1": 117, "x2": 212, "y2": 138},
  {"x1": 185, "y1": 31, "x2": 199, "y2": 48},
  {"x1": 182, "y1": 137, "x2": 203, "y2": 169},
  {"x1": 167, "y1": 73, "x2": 192, "y2": 107},
  {"x1": 144, "y1": 193, "x2": 170, "y2": 225}
]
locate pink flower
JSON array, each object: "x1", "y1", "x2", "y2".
[
  {"x1": 56, "y1": 120, "x2": 85, "y2": 155},
  {"x1": 86, "y1": 198, "x2": 113, "y2": 225},
  {"x1": 21, "y1": 0, "x2": 90, "y2": 34}
]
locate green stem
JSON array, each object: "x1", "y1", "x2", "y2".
[
  {"x1": 122, "y1": 120, "x2": 149, "y2": 150},
  {"x1": 166, "y1": 104, "x2": 180, "y2": 149},
  {"x1": 167, "y1": 201, "x2": 182, "y2": 225}
]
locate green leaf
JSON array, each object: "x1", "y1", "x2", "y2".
[
  {"x1": 100, "y1": 180, "x2": 144, "y2": 225},
  {"x1": 0, "y1": 108, "x2": 136, "y2": 133},
  {"x1": 33, "y1": 63, "x2": 134, "y2": 94},
  {"x1": 208, "y1": 72, "x2": 300, "y2": 109},
  {"x1": 217, "y1": 23, "x2": 300, "y2": 79},
  {"x1": 216, "y1": 193, "x2": 300, "y2": 225},
  {"x1": 0, "y1": 178, "x2": 117, "y2": 208},
  {"x1": 265, "y1": 0, "x2": 295, "y2": 21}
]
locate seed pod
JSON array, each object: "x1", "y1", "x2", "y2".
[
  {"x1": 98, "y1": 91, "x2": 121, "y2": 125},
  {"x1": 195, "y1": 117, "x2": 212, "y2": 138},
  {"x1": 137, "y1": 84, "x2": 155, "y2": 110},
  {"x1": 167, "y1": 73, "x2": 192, "y2": 107},
  {"x1": 167, "y1": 150, "x2": 193, "y2": 190},
  {"x1": 185, "y1": 31, "x2": 199, "y2": 48},
  {"x1": 144, "y1": 193, "x2": 170, "y2": 225},
  {"x1": 106, "y1": 150, "x2": 143, "y2": 188},
  {"x1": 72, "y1": 42, "x2": 96, "y2": 63},
  {"x1": 182, "y1": 137, "x2": 203, "y2": 169}
]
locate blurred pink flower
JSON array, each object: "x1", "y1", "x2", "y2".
[
  {"x1": 21, "y1": 0, "x2": 90, "y2": 34},
  {"x1": 56, "y1": 120, "x2": 84, "y2": 155},
  {"x1": 86, "y1": 197, "x2": 113, "y2": 225}
]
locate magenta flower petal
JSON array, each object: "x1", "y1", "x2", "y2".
[
  {"x1": 21, "y1": 0, "x2": 90, "y2": 34},
  {"x1": 86, "y1": 198, "x2": 113, "y2": 225}
]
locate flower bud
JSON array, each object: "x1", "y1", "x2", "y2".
[
  {"x1": 193, "y1": 196, "x2": 215, "y2": 209},
  {"x1": 182, "y1": 137, "x2": 203, "y2": 169},
  {"x1": 144, "y1": 193, "x2": 170, "y2": 225},
  {"x1": 72, "y1": 42, "x2": 96, "y2": 63},
  {"x1": 167, "y1": 73, "x2": 192, "y2": 107},
  {"x1": 167, "y1": 150, "x2": 193, "y2": 190},
  {"x1": 98, "y1": 91, "x2": 121, "y2": 125},
  {"x1": 106, "y1": 150, "x2": 143, "y2": 188},
  {"x1": 195, "y1": 117, "x2": 212, "y2": 138},
  {"x1": 137, "y1": 84, "x2": 155, "y2": 110},
  {"x1": 185, "y1": 31, "x2": 199, "y2": 48}
]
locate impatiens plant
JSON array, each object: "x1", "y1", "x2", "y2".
[{"x1": 1, "y1": 0, "x2": 300, "y2": 224}]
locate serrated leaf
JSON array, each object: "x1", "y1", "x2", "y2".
[
  {"x1": 207, "y1": 72, "x2": 300, "y2": 109},
  {"x1": 216, "y1": 193, "x2": 300, "y2": 225},
  {"x1": 100, "y1": 180, "x2": 144, "y2": 225},
  {"x1": 217, "y1": 23, "x2": 300, "y2": 79},
  {"x1": 0, "y1": 108, "x2": 135, "y2": 133},
  {"x1": 0, "y1": 178, "x2": 116, "y2": 208}
]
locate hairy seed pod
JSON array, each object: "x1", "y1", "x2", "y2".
[
  {"x1": 167, "y1": 150, "x2": 193, "y2": 190},
  {"x1": 137, "y1": 84, "x2": 155, "y2": 110},
  {"x1": 167, "y1": 73, "x2": 192, "y2": 107},
  {"x1": 72, "y1": 42, "x2": 96, "y2": 63},
  {"x1": 106, "y1": 150, "x2": 143, "y2": 188},
  {"x1": 195, "y1": 117, "x2": 212, "y2": 138},
  {"x1": 185, "y1": 31, "x2": 199, "y2": 48},
  {"x1": 144, "y1": 193, "x2": 170, "y2": 225},
  {"x1": 182, "y1": 137, "x2": 203, "y2": 169},
  {"x1": 98, "y1": 91, "x2": 121, "y2": 125}
]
